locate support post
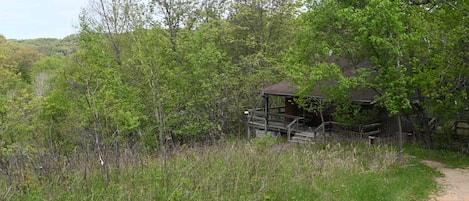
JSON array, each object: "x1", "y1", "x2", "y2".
[
  {"x1": 398, "y1": 113, "x2": 404, "y2": 163},
  {"x1": 264, "y1": 94, "x2": 269, "y2": 135},
  {"x1": 246, "y1": 111, "x2": 251, "y2": 138}
]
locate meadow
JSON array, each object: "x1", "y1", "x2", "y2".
[{"x1": 2, "y1": 136, "x2": 440, "y2": 201}]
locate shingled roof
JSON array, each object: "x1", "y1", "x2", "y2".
[
  {"x1": 263, "y1": 56, "x2": 377, "y2": 103},
  {"x1": 263, "y1": 80, "x2": 376, "y2": 103}
]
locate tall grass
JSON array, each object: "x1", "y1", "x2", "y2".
[{"x1": 3, "y1": 137, "x2": 438, "y2": 200}]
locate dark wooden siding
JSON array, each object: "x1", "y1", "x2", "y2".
[{"x1": 381, "y1": 115, "x2": 414, "y2": 136}]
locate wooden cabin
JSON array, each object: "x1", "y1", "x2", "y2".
[
  {"x1": 246, "y1": 80, "x2": 384, "y2": 143},
  {"x1": 245, "y1": 56, "x2": 412, "y2": 143}
]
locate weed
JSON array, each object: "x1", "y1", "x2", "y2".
[
  {"x1": 2, "y1": 141, "x2": 439, "y2": 200},
  {"x1": 405, "y1": 144, "x2": 469, "y2": 168}
]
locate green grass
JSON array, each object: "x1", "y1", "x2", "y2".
[
  {"x1": 3, "y1": 138, "x2": 439, "y2": 201},
  {"x1": 405, "y1": 144, "x2": 469, "y2": 168}
]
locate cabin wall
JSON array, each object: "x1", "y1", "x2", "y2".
[
  {"x1": 284, "y1": 97, "x2": 331, "y2": 127},
  {"x1": 381, "y1": 115, "x2": 414, "y2": 137},
  {"x1": 285, "y1": 97, "x2": 302, "y2": 121}
]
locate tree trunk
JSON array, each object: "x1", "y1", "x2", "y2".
[{"x1": 398, "y1": 113, "x2": 404, "y2": 163}]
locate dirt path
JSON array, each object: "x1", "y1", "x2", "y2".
[{"x1": 422, "y1": 160, "x2": 469, "y2": 201}]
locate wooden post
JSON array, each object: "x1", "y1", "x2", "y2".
[
  {"x1": 398, "y1": 113, "x2": 404, "y2": 163},
  {"x1": 264, "y1": 95, "x2": 269, "y2": 135},
  {"x1": 246, "y1": 111, "x2": 251, "y2": 138}
]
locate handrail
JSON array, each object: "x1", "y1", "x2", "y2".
[
  {"x1": 314, "y1": 123, "x2": 325, "y2": 133},
  {"x1": 312, "y1": 121, "x2": 381, "y2": 138},
  {"x1": 313, "y1": 121, "x2": 330, "y2": 138},
  {"x1": 361, "y1": 123, "x2": 382, "y2": 131},
  {"x1": 247, "y1": 106, "x2": 285, "y2": 113},
  {"x1": 247, "y1": 108, "x2": 303, "y2": 127},
  {"x1": 247, "y1": 116, "x2": 267, "y2": 136},
  {"x1": 249, "y1": 111, "x2": 302, "y2": 120},
  {"x1": 249, "y1": 110, "x2": 285, "y2": 116},
  {"x1": 247, "y1": 106, "x2": 382, "y2": 139},
  {"x1": 246, "y1": 107, "x2": 285, "y2": 123},
  {"x1": 250, "y1": 116, "x2": 267, "y2": 121},
  {"x1": 287, "y1": 117, "x2": 304, "y2": 141},
  {"x1": 287, "y1": 117, "x2": 304, "y2": 129}
]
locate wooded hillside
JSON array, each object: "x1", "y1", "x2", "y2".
[{"x1": 0, "y1": 0, "x2": 467, "y2": 194}]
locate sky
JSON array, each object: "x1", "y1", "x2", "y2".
[{"x1": 0, "y1": 0, "x2": 89, "y2": 40}]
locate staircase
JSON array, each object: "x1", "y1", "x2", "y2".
[
  {"x1": 288, "y1": 122, "x2": 327, "y2": 144},
  {"x1": 290, "y1": 131, "x2": 315, "y2": 143}
]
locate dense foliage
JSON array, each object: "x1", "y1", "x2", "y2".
[
  {"x1": 0, "y1": 0, "x2": 467, "y2": 198},
  {"x1": 0, "y1": 0, "x2": 300, "y2": 191},
  {"x1": 285, "y1": 0, "x2": 468, "y2": 147}
]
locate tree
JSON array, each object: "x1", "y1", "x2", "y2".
[
  {"x1": 12, "y1": 47, "x2": 41, "y2": 83},
  {"x1": 285, "y1": 0, "x2": 468, "y2": 149},
  {"x1": 31, "y1": 57, "x2": 67, "y2": 96},
  {"x1": 0, "y1": 36, "x2": 49, "y2": 184},
  {"x1": 150, "y1": 0, "x2": 199, "y2": 51},
  {"x1": 61, "y1": 0, "x2": 304, "y2": 155}
]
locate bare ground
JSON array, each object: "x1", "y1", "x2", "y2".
[{"x1": 422, "y1": 160, "x2": 469, "y2": 201}]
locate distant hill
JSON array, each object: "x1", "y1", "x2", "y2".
[{"x1": 10, "y1": 34, "x2": 79, "y2": 57}]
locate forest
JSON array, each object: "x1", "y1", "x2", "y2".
[{"x1": 0, "y1": 0, "x2": 468, "y2": 200}]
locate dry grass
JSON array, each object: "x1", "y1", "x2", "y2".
[{"x1": 1, "y1": 137, "x2": 438, "y2": 200}]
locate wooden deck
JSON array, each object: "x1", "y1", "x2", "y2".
[
  {"x1": 246, "y1": 107, "x2": 317, "y2": 142},
  {"x1": 246, "y1": 107, "x2": 382, "y2": 143}
]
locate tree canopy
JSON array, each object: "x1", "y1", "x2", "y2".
[{"x1": 285, "y1": 0, "x2": 468, "y2": 147}]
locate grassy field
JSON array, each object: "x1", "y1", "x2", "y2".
[
  {"x1": 2, "y1": 137, "x2": 441, "y2": 200},
  {"x1": 405, "y1": 144, "x2": 469, "y2": 168}
]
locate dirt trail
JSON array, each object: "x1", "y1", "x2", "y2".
[{"x1": 422, "y1": 160, "x2": 469, "y2": 201}]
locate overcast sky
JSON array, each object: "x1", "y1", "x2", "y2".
[{"x1": 0, "y1": 0, "x2": 89, "y2": 40}]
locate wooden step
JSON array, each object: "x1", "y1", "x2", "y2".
[
  {"x1": 289, "y1": 135, "x2": 313, "y2": 144},
  {"x1": 294, "y1": 131, "x2": 315, "y2": 138}
]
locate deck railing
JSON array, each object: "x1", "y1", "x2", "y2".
[
  {"x1": 313, "y1": 121, "x2": 382, "y2": 138},
  {"x1": 246, "y1": 108, "x2": 382, "y2": 140},
  {"x1": 313, "y1": 122, "x2": 327, "y2": 138},
  {"x1": 246, "y1": 107, "x2": 306, "y2": 137},
  {"x1": 287, "y1": 117, "x2": 304, "y2": 141}
]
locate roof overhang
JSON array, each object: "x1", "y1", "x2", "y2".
[{"x1": 262, "y1": 79, "x2": 376, "y2": 104}]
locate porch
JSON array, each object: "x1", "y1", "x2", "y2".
[{"x1": 245, "y1": 106, "x2": 382, "y2": 143}]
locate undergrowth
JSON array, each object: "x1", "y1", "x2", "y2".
[
  {"x1": 2, "y1": 138, "x2": 438, "y2": 200},
  {"x1": 405, "y1": 144, "x2": 469, "y2": 168}
]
